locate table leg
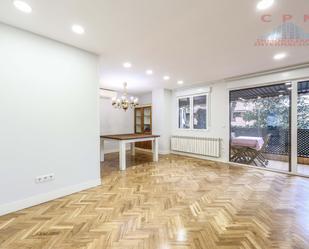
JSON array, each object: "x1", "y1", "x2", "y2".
[
  {"x1": 131, "y1": 142, "x2": 135, "y2": 156},
  {"x1": 153, "y1": 138, "x2": 159, "y2": 162},
  {"x1": 119, "y1": 141, "x2": 126, "y2": 170},
  {"x1": 100, "y1": 139, "x2": 104, "y2": 162}
]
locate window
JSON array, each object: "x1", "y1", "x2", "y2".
[
  {"x1": 178, "y1": 94, "x2": 208, "y2": 130},
  {"x1": 178, "y1": 97, "x2": 190, "y2": 129}
]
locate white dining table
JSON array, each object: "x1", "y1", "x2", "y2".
[{"x1": 100, "y1": 134, "x2": 160, "y2": 171}]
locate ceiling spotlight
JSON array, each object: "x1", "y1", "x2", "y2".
[
  {"x1": 13, "y1": 0, "x2": 32, "y2": 13},
  {"x1": 177, "y1": 80, "x2": 184, "y2": 85},
  {"x1": 163, "y1": 76, "x2": 170, "y2": 81},
  {"x1": 146, "y1": 70, "x2": 153, "y2": 75},
  {"x1": 123, "y1": 62, "x2": 132, "y2": 68},
  {"x1": 72, "y1": 24, "x2": 85, "y2": 35},
  {"x1": 273, "y1": 53, "x2": 287, "y2": 60},
  {"x1": 257, "y1": 0, "x2": 274, "y2": 10},
  {"x1": 285, "y1": 82, "x2": 292, "y2": 86}
]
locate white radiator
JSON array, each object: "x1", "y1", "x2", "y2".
[{"x1": 171, "y1": 136, "x2": 221, "y2": 158}]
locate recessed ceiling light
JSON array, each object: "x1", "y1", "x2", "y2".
[
  {"x1": 72, "y1": 24, "x2": 85, "y2": 35},
  {"x1": 146, "y1": 70, "x2": 153, "y2": 75},
  {"x1": 257, "y1": 0, "x2": 274, "y2": 10},
  {"x1": 177, "y1": 80, "x2": 184, "y2": 85},
  {"x1": 273, "y1": 53, "x2": 287, "y2": 60},
  {"x1": 163, "y1": 76, "x2": 170, "y2": 81},
  {"x1": 13, "y1": 0, "x2": 32, "y2": 13},
  {"x1": 123, "y1": 62, "x2": 132, "y2": 68}
]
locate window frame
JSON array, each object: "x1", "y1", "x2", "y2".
[{"x1": 177, "y1": 93, "x2": 209, "y2": 131}]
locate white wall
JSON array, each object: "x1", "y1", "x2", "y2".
[
  {"x1": 171, "y1": 82, "x2": 230, "y2": 161},
  {"x1": 99, "y1": 97, "x2": 134, "y2": 152},
  {"x1": 226, "y1": 67, "x2": 309, "y2": 90},
  {"x1": 152, "y1": 89, "x2": 172, "y2": 154},
  {"x1": 0, "y1": 24, "x2": 100, "y2": 215},
  {"x1": 171, "y1": 66, "x2": 309, "y2": 163},
  {"x1": 137, "y1": 92, "x2": 152, "y2": 106}
]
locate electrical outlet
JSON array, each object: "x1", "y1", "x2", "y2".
[{"x1": 35, "y1": 173, "x2": 55, "y2": 184}]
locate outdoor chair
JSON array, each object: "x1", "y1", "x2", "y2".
[
  {"x1": 254, "y1": 134, "x2": 271, "y2": 167},
  {"x1": 230, "y1": 134, "x2": 271, "y2": 167}
]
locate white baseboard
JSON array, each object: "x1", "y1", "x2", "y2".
[
  {"x1": 134, "y1": 148, "x2": 170, "y2": 155},
  {"x1": 104, "y1": 148, "x2": 171, "y2": 156},
  {"x1": 171, "y1": 151, "x2": 225, "y2": 162},
  {"x1": 103, "y1": 148, "x2": 120, "y2": 154},
  {"x1": 135, "y1": 147, "x2": 152, "y2": 153},
  {"x1": 103, "y1": 148, "x2": 130, "y2": 154},
  {"x1": 159, "y1": 150, "x2": 171, "y2": 155},
  {"x1": 0, "y1": 178, "x2": 101, "y2": 216}
]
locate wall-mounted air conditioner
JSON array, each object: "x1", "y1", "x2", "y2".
[{"x1": 99, "y1": 89, "x2": 117, "y2": 99}]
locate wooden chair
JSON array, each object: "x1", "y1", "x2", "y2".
[{"x1": 230, "y1": 146, "x2": 253, "y2": 164}]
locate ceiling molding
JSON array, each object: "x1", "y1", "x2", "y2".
[
  {"x1": 225, "y1": 62, "x2": 309, "y2": 82},
  {"x1": 0, "y1": 21, "x2": 99, "y2": 56}
]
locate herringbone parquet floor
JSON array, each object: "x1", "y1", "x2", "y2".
[{"x1": 1, "y1": 151, "x2": 309, "y2": 249}]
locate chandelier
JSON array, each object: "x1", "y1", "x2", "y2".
[{"x1": 111, "y1": 82, "x2": 139, "y2": 111}]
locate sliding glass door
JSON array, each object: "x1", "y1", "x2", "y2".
[
  {"x1": 297, "y1": 81, "x2": 309, "y2": 176},
  {"x1": 229, "y1": 83, "x2": 291, "y2": 172}
]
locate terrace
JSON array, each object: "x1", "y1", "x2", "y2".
[{"x1": 230, "y1": 81, "x2": 309, "y2": 175}]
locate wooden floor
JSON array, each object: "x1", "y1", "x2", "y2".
[{"x1": 1, "y1": 151, "x2": 309, "y2": 249}]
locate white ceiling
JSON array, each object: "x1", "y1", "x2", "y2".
[{"x1": 0, "y1": 0, "x2": 309, "y2": 94}]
